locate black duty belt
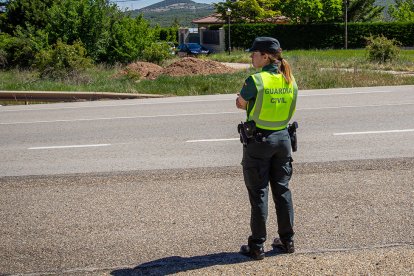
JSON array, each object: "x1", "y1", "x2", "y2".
[{"x1": 238, "y1": 121, "x2": 298, "y2": 152}]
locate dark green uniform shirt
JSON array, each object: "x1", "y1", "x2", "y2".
[{"x1": 240, "y1": 63, "x2": 279, "y2": 116}]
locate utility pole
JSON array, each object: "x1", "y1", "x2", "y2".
[{"x1": 226, "y1": 8, "x2": 232, "y2": 55}]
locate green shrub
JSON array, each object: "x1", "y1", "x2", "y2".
[
  {"x1": 106, "y1": 15, "x2": 156, "y2": 64},
  {"x1": 0, "y1": 49, "x2": 7, "y2": 68},
  {"x1": 142, "y1": 42, "x2": 172, "y2": 65},
  {"x1": 0, "y1": 34, "x2": 12, "y2": 68},
  {"x1": 158, "y1": 27, "x2": 178, "y2": 43},
  {"x1": 34, "y1": 39, "x2": 93, "y2": 80},
  {"x1": 365, "y1": 35, "x2": 400, "y2": 63},
  {"x1": 122, "y1": 67, "x2": 142, "y2": 81},
  {"x1": 0, "y1": 27, "x2": 50, "y2": 69}
]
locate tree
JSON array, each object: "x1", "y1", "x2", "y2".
[
  {"x1": 389, "y1": 0, "x2": 414, "y2": 21},
  {"x1": 105, "y1": 15, "x2": 157, "y2": 64},
  {"x1": 215, "y1": 0, "x2": 281, "y2": 23},
  {"x1": 278, "y1": 0, "x2": 346, "y2": 24},
  {"x1": 0, "y1": 0, "x2": 56, "y2": 33},
  {"x1": 346, "y1": 0, "x2": 384, "y2": 22},
  {"x1": 279, "y1": 0, "x2": 324, "y2": 24},
  {"x1": 215, "y1": 0, "x2": 386, "y2": 24},
  {"x1": 0, "y1": 0, "x2": 159, "y2": 66},
  {"x1": 45, "y1": 0, "x2": 121, "y2": 62},
  {"x1": 171, "y1": 17, "x2": 180, "y2": 28},
  {"x1": 215, "y1": 0, "x2": 344, "y2": 24},
  {"x1": 277, "y1": 0, "x2": 384, "y2": 24},
  {"x1": 0, "y1": 0, "x2": 8, "y2": 13},
  {"x1": 321, "y1": 0, "x2": 343, "y2": 22}
]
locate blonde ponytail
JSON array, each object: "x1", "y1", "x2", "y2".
[
  {"x1": 268, "y1": 52, "x2": 293, "y2": 84},
  {"x1": 278, "y1": 58, "x2": 293, "y2": 84}
]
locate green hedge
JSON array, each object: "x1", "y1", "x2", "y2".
[
  {"x1": 227, "y1": 22, "x2": 414, "y2": 50},
  {"x1": 158, "y1": 27, "x2": 178, "y2": 43}
]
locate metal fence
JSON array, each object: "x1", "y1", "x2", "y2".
[{"x1": 202, "y1": 30, "x2": 220, "y2": 45}]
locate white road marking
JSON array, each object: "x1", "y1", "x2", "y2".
[
  {"x1": 0, "y1": 89, "x2": 404, "y2": 112},
  {"x1": 299, "y1": 102, "x2": 414, "y2": 111},
  {"x1": 28, "y1": 144, "x2": 111, "y2": 150},
  {"x1": 0, "y1": 111, "x2": 241, "y2": 125},
  {"x1": 0, "y1": 98, "x2": 234, "y2": 112},
  {"x1": 334, "y1": 129, "x2": 414, "y2": 136},
  {"x1": 1, "y1": 103, "x2": 413, "y2": 126},
  {"x1": 188, "y1": 128, "x2": 414, "y2": 143},
  {"x1": 299, "y1": 90, "x2": 391, "y2": 97},
  {"x1": 186, "y1": 138, "x2": 239, "y2": 143}
]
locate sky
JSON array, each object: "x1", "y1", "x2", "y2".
[
  {"x1": 110, "y1": 0, "x2": 393, "y2": 13},
  {"x1": 110, "y1": 0, "x2": 218, "y2": 10}
]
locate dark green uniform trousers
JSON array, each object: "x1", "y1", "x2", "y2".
[{"x1": 242, "y1": 128, "x2": 294, "y2": 250}]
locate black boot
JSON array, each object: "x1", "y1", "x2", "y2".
[
  {"x1": 239, "y1": 244, "x2": 265, "y2": 260},
  {"x1": 272, "y1": 238, "x2": 295, "y2": 253}
]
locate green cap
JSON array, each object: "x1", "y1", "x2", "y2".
[{"x1": 248, "y1": 37, "x2": 281, "y2": 53}]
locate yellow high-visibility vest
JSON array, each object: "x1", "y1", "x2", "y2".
[{"x1": 248, "y1": 71, "x2": 298, "y2": 130}]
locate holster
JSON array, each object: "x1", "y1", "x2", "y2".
[
  {"x1": 237, "y1": 121, "x2": 256, "y2": 147},
  {"x1": 288, "y1": 121, "x2": 298, "y2": 152}
]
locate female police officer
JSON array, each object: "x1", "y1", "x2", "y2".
[{"x1": 236, "y1": 37, "x2": 298, "y2": 260}]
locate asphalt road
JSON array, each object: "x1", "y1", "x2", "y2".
[
  {"x1": 1, "y1": 85, "x2": 414, "y2": 177},
  {"x1": 1, "y1": 85, "x2": 413, "y2": 275}
]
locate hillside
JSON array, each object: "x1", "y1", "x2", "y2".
[
  {"x1": 130, "y1": 0, "x2": 214, "y2": 27},
  {"x1": 132, "y1": 0, "x2": 397, "y2": 27}
]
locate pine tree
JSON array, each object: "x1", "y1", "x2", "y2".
[{"x1": 346, "y1": 0, "x2": 384, "y2": 22}]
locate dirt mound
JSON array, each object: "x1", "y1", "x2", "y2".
[
  {"x1": 122, "y1": 62, "x2": 163, "y2": 80},
  {"x1": 118, "y1": 58, "x2": 237, "y2": 80},
  {"x1": 162, "y1": 57, "x2": 236, "y2": 77}
]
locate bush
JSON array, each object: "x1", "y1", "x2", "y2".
[
  {"x1": 142, "y1": 42, "x2": 172, "y2": 65},
  {"x1": 230, "y1": 22, "x2": 414, "y2": 50},
  {"x1": 0, "y1": 49, "x2": 7, "y2": 68},
  {"x1": 0, "y1": 27, "x2": 50, "y2": 69},
  {"x1": 105, "y1": 15, "x2": 156, "y2": 64},
  {"x1": 365, "y1": 35, "x2": 400, "y2": 63},
  {"x1": 158, "y1": 27, "x2": 178, "y2": 43},
  {"x1": 34, "y1": 39, "x2": 93, "y2": 80}
]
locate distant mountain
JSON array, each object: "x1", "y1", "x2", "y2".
[
  {"x1": 139, "y1": 0, "x2": 211, "y2": 11},
  {"x1": 130, "y1": 0, "x2": 214, "y2": 27},
  {"x1": 131, "y1": 0, "x2": 396, "y2": 27}
]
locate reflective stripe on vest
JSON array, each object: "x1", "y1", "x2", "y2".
[{"x1": 248, "y1": 71, "x2": 298, "y2": 130}]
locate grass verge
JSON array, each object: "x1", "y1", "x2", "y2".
[{"x1": 0, "y1": 49, "x2": 413, "y2": 98}]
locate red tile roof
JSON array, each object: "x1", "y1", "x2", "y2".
[
  {"x1": 192, "y1": 13, "x2": 225, "y2": 24},
  {"x1": 192, "y1": 13, "x2": 290, "y2": 25}
]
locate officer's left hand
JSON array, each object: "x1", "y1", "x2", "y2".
[{"x1": 236, "y1": 94, "x2": 247, "y2": 110}]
